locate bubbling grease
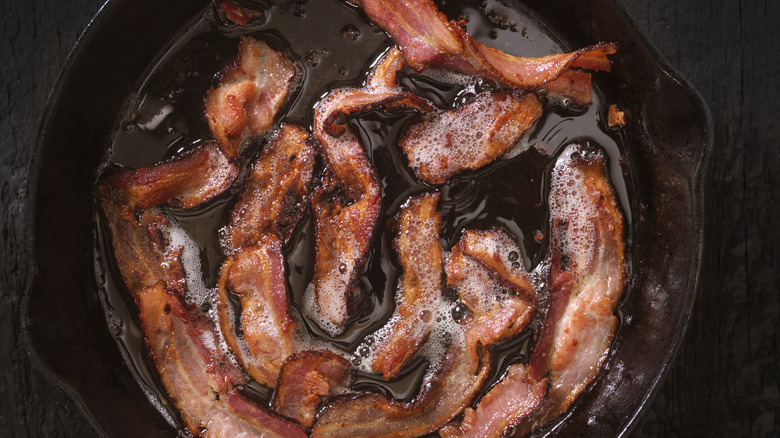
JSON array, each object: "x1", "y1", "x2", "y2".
[
  {"x1": 402, "y1": 92, "x2": 537, "y2": 181},
  {"x1": 548, "y1": 144, "x2": 601, "y2": 262}
]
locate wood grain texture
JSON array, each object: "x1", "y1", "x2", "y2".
[
  {"x1": 627, "y1": 1, "x2": 780, "y2": 436},
  {"x1": 1, "y1": 0, "x2": 105, "y2": 436},
  {"x1": 1, "y1": 0, "x2": 777, "y2": 436}
]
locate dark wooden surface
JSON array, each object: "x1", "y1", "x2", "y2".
[{"x1": 1, "y1": 0, "x2": 777, "y2": 436}]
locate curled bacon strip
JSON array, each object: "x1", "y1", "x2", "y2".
[
  {"x1": 101, "y1": 142, "x2": 238, "y2": 211},
  {"x1": 437, "y1": 230, "x2": 547, "y2": 437},
  {"x1": 272, "y1": 351, "x2": 352, "y2": 428},
  {"x1": 137, "y1": 283, "x2": 307, "y2": 438},
  {"x1": 310, "y1": 48, "x2": 430, "y2": 331},
  {"x1": 447, "y1": 228, "x2": 538, "y2": 350},
  {"x1": 355, "y1": 0, "x2": 616, "y2": 104},
  {"x1": 311, "y1": 337, "x2": 491, "y2": 438},
  {"x1": 370, "y1": 192, "x2": 443, "y2": 380},
  {"x1": 96, "y1": 142, "x2": 237, "y2": 294},
  {"x1": 400, "y1": 91, "x2": 542, "y2": 184},
  {"x1": 218, "y1": 0, "x2": 264, "y2": 26},
  {"x1": 205, "y1": 36, "x2": 298, "y2": 157},
  {"x1": 216, "y1": 234, "x2": 297, "y2": 388},
  {"x1": 226, "y1": 124, "x2": 315, "y2": 251},
  {"x1": 439, "y1": 364, "x2": 547, "y2": 438},
  {"x1": 517, "y1": 142, "x2": 626, "y2": 432},
  {"x1": 96, "y1": 191, "x2": 185, "y2": 294}
]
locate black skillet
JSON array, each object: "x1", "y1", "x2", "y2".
[{"x1": 22, "y1": 0, "x2": 712, "y2": 436}]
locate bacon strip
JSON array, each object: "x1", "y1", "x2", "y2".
[
  {"x1": 272, "y1": 351, "x2": 352, "y2": 428},
  {"x1": 311, "y1": 336, "x2": 491, "y2": 438},
  {"x1": 226, "y1": 124, "x2": 315, "y2": 251},
  {"x1": 310, "y1": 48, "x2": 430, "y2": 331},
  {"x1": 96, "y1": 189, "x2": 185, "y2": 295},
  {"x1": 517, "y1": 142, "x2": 626, "y2": 432},
  {"x1": 370, "y1": 192, "x2": 443, "y2": 380},
  {"x1": 205, "y1": 36, "x2": 298, "y2": 157},
  {"x1": 400, "y1": 91, "x2": 542, "y2": 184},
  {"x1": 355, "y1": 0, "x2": 616, "y2": 104},
  {"x1": 101, "y1": 142, "x2": 238, "y2": 211},
  {"x1": 446, "y1": 229, "x2": 538, "y2": 351},
  {"x1": 218, "y1": 0, "x2": 264, "y2": 26},
  {"x1": 137, "y1": 283, "x2": 307, "y2": 438},
  {"x1": 434, "y1": 230, "x2": 547, "y2": 438},
  {"x1": 456, "y1": 228, "x2": 537, "y2": 304},
  {"x1": 216, "y1": 234, "x2": 296, "y2": 388},
  {"x1": 439, "y1": 364, "x2": 547, "y2": 438}
]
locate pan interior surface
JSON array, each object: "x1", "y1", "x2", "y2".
[{"x1": 24, "y1": 0, "x2": 710, "y2": 436}]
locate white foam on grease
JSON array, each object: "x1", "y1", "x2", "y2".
[
  {"x1": 548, "y1": 145, "x2": 602, "y2": 262},
  {"x1": 402, "y1": 93, "x2": 527, "y2": 179},
  {"x1": 166, "y1": 226, "x2": 215, "y2": 308},
  {"x1": 164, "y1": 225, "x2": 240, "y2": 367},
  {"x1": 302, "y1": 282, "x2": 347, "y2": 337},
  {"x1": 502, "y1": 121, "x2": 537, "y2": 160}
]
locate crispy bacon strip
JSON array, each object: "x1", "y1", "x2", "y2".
[
  {"x1": 226, "y1": 124, "x2": 315, "y2": 251},
  {"x1": 436, "y1": 230, "x2": 546, "y2": 437},
  {"x1": 272, "y1": 351, "x2": 352, "y2": 428},
  {"x1": 517, "y1": 142, "x2": 626, "y2": 432},
  {"x1": 310, "y1": 48, "x2": 430, "y2": 330},
  {"x1": 205, "y1": 36, "x2": 298, "y2": 157},
  {"x1": 370, "y1": 193, "x2": 443, "y2": 380},
  {"x1": 355, "y1": 0, "x2": 616, "y2": 104},
  {"x1": 137, "y1": 283, "x2": 306, "y2": 438},
  {"x1": 446, "y1": 229, "x2": 537, "y2": 350},
  {"x1": 400, "y1": 91, "x2": 542, "y2": 184},
  {"x1": 97, "y1": 190, "x2": 185, "y2": 294},
  {"x1": 101, "y1": 142, "x2": 238, "y2": 211},
  {"x1": 216, "y1": 234, "x2": 296, "y2": 388},
  {"x1": 439, "y1": 364, "x2": 548, "y2": 438},
  {"x1": 456, "y1": 228, "x2": 537, "y2": 304},
  {"x1": 311, "y1": 336, "x2": 491, "y2": 438}
]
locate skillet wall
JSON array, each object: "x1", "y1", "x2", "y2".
[
  {"x1": 516, "y1": 0, "x2": 708, "y2": 435},
  {"x1": 25, "y1": 0, "x2": 208, "y2": 436},
  {"x1": 23, "y1": 0, "x2": 709, "y2": 437}
]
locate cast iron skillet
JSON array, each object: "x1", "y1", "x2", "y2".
[{"x1": 22, "y1": 0, "x2": 712, "y2": 436}]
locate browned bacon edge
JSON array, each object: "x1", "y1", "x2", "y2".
[
  {"x1": 226, "y1": 123, "x2": 316, "y2": 251},
  {"x1": 137, "y1": 283, "x2": 306, "y2": 438},
  {"x1": 309, "y1": 48, "x2": 431, "y2": 330},
  {"x1": 516, "y1": 142, "x2": 626, "y2": 434},
  {"x1": 439, "y1": 364, "x2": 549, "y2": 438},
  {"x1": 371, "y1": 192, "x2": 443, "y2": 380},
  {"x1": 97, "y1": 186, "x2": 184, "y2": 295},
  {"x1": 101, "y1": 141, "x2": 238, "y2": 211},
  {"x1": 218, "y1": 0, "x2": 265, "y2": 26},
  {"x1": 216, "y1": 234, "x2": 297, "y2": 388},
  {"x1": 399, "y1": 91, "x2": 543, "y2": 184},
  {"x1": 205, "y1": 36, "x2": 299, "y2": 157},
  {"x1": 457, "y1": 228, "x2": 538, "y2": 305},
  {"x1": 356, "y1": 0, "x2": 616, "y2": 104},
  {"x1": 311, "y1": 338, "x2": 491, "y2": 438},
  {"x1": 272, "y1": 350, "x2": 352, "y2": 428}
]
